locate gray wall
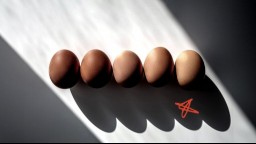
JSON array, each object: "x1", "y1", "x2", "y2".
[
  {"x1": 0, "y1": 37, "x2": 99, "y2": 142},
  {"x1": 164, "y1": 0, "x2": 256, "y2": 127}
]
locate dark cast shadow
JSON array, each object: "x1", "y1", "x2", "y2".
[{"x1": 70, "y1": 75, "x2": 230, "y2": 133}]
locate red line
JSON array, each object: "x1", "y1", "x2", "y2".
[{"x1": 175, "y1": 98, "x2": 199, "y2": 119}]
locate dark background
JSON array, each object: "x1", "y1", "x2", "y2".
[
  {"x1": 0, "y1": 0, "x2": 255, "y2": 142},
  {"x1": 163, "y1": 0, "x2": 256, "y2": 127}
]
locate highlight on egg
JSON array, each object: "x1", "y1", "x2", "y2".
[
  {"x1": 80, "y1": 49, "x2": 112, "y2": 88},
  {"x1": 49, "y1": 49, "x2": 80, "y2": 89},
  {"x1": 175, "y1": 50, "x2": 205, "y2": 88},
  {"x1": 49, "y1": 48, "x2": 206, "y2": 89},
  {"x1": 113, "y1": 50, "x2": 143, "y2": 88},
  {"x1": 144, "y1": 47, "x2": 174, "y2": 87}
]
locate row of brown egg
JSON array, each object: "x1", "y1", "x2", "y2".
[{"x1": 49, "y1": 47, "x2": 205, "y2": 89}]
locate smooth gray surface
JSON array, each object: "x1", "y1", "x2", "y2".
[
  {"x1": 0, "y1": 37, "x2": 99, "y2": 142},
  {"x1": 164, "y1": 0, "x2": 256, "y2": 127}
]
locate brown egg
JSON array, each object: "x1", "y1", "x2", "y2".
[
  {"x1": 80, "y1": 49, "x2": 112, "y2": 88},
  {"x1": 113, "y1": 51, "x2": 143, "y2": 88},
  {"x1": 49, "y1": 50, "x2": 80, "y2": 89},
  {"x1": 175, "y1": 50, "x2": 205, "y2": 88},
  {"x1": 144, "y1": 47, "x2": 174, "y2": 87}
]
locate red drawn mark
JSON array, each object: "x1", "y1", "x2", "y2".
[{"x1": 175, "y1": 98, "x2": 199, "y2": 119}]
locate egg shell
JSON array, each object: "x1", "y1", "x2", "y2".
[
  {"x1": 113, "y1": 50, "x2": 143, "y2": 88},
  {"x1": 80, "y1": 49, "x2": 112, "y2": 88},
  {"x1": 49, "y1": 50, "x2": 80, "y2": 89},
  {"x1": 144, "y1": 47, "x2": 174, "y2": 87},
  {"x1": 175, "y1": 50, "x2": 205, "y2": 88}
]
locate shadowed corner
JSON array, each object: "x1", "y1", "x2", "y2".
[
  {"x1": 70, "y1": 75, "x2": 230, "y2": 133},
  {"x1": 0, "y1": 37, "x2": 101, "y2": 142}
]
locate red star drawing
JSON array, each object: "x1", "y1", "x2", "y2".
[{"x1": 175, "y1": 98, "x2": 199, "y2": 119}]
